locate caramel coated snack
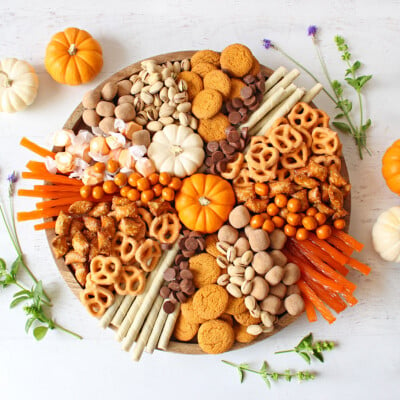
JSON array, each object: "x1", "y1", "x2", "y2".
[
  {"x1": 220, "y1": 43, "x2": 254, "y2": 78},
  {"x1": 198, "y1": 319, "x2": 235, "y2": 354}
]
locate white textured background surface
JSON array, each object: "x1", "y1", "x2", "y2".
[{"x1": 0, "y1": 1, "x2": 399, "y2": 399}]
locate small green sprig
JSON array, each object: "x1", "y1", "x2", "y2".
[
  {"x1": 275, "y1": 333, "x2": 335, "y2": 364},
  {"x1": 222, "y1": 360, "x2": 315, "y2": 388}
]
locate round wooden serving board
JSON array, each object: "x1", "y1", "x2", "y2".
[{"x1": 47, "y1": 50, "x2": 351, "y2": 355}]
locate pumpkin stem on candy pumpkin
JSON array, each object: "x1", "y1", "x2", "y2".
[
  {"x1": 0, "y1": 71, "x2": 12, "y2": 87},
  {"x1": 68, "y1": 43, "x2": 78, "y2": 56},
  {"x1": 170, "y1": 145, "x2": 183, "y2": 156},
  {"x1": 199, "y1": 196, "x2": 211, "y2": 206}
]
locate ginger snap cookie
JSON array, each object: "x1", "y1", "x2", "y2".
[
  {"x1": 193, "y1": 284, "x2": 229, "y2": 320},
  {"x1": 205, "y1": 234, "x2": 220, "y2": 258},
  {"x1": 233, "y1": 323, "x2": 257, "y2": 344},
  {"x1": 233, "y1": 310, "x2": 262, "y2": 326},
  {"x1": 220, "y1": 43, "x2": 254, "y2": 78},
  {"x1": 189, "y1": 252, "x2": 220, "y2": 288},
  {"x1": 198, "y1": 319, "x2": 235, "y2": 354},
  {"x1": 203, "y1": 70, "x2": 232, "y2": 99},
  {"x1": 224, "y1": 295, "x2": 247, "y2": 315},
  {"x1": 191, "y1": 50, "x2": 220, "y2": 67},
  {"x1": 192, "y1": 62, "x2": 218, "y2": 78},
  {"x1": 173, "y1": 313, "x2": 199, "y2": 342},
  {"x1": 177, "y1": 71, "x2": 203, "y2": 101},
  {"x1": 192, "y1": 89, "x2": 223, "y2": 119},
  {"x1": 198, "y1": 113, "x2": 230, "y2": 142},
  {"x1": 180, "y1": 296, "x2": 207, "y2": 324},
  {"x1": 219, "y1": 313, "x2": 233, "y2": 326},
  {"x1": 228, "y1": 78, "x2": 246, "y2": 100},
  {"x1": 249, "y1": 56, "x2": 261, "y2": 75}
]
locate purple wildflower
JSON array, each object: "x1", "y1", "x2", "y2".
[
  {"x1": 308, "y1": 25, "x2": 318, "y2": 37},
  {"x1": 7, "y1": 171, "x2": 18, "y2": 184},
  {"x1": 262, "y1": 39, "x2": 272, "y2": 50}
]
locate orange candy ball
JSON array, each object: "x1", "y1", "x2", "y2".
[
  {"x1": 272, "y1": 216, "x2": 285, "y2": 228},
  {"x1": 296, "y1": 227, "x2": 309, "y2": 241},
  {"x1": 137, "y1": 177, "x2": 151, "y2": 192},
  {"x1": 114, "y1": 172, "x2": 128, "y2": 187},
  {"x1": 274, "y1": 194, "x2": 288, "y2": 208},
  {"x1": 286, "y1": 212, "x2": 302, "y2": 227},
  {"x1": 148, "y1": 173, "x2": 159, "y2": 186},
  {"x1": 284, "y1": 224, "x2": 297, "y2": 237},
  {"x1": 120, "y1": 186, "x2": 130, "y2": 197},
  {"x1": 168, "y1": 177, "x2": 182, "y2": 191},
  {"x1": 333, "y1": 219, "x2": 346, "y2": 230},
  {"x1": 80, "y1": 185, "x2": 92, "y2": 199},
  {"x1": 315, "y1": 212, "x2": 327, "y2": 226},
  {"x1": 302, "y1": 216, "x2": 318, "y2": 231},
  {"x1": 103, "y1": 180, "x2": 118, "y2": 194},
  {"x1": 287, "y1": 198, "x2": 301, "y2": 213},
  {"x1": 141, "y1": 189, "x2": 155, "y2": 203},
  {"x1": 267, "y1": 203, "x2": 280, "y2": 216},
  {"x1": 106, "y1": 159, "x2": 120, "y2": 174},
  {"x1": 94, "y1": 162, "x2": 106, "y2": 173},
  {"x1": 127, "y1": 188, "x2": 140, "y2": 201},
  {"x1": 159, "y1": 172, "x2": 171, "y2": 186},
  {"x1": 316, "y1": 224, "x2": 332, "y2": 240},
  {"x1": 153, "y1": 183, "x2": 163, "y2": 197},
  {"x1": 255, "y1": 182, "x2": 269, "y2": 197},
  {"x1": 262, "y1": 219, "x2": 275, "y2": 233},
  {"x1": 250, "y1": 215, "x2": 265, "y2": 229},
  {"x1": 162, "y1": 187, "x2": 175, "y2": 202},
  {"x1": 92, "y1": 186, "x2": 104, "y2": 200}
]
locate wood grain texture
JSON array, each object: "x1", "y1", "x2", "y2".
[{"x1": 45, "y1": 51, "x2": 350, "y2": 354}]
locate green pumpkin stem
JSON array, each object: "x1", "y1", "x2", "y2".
[{"x1": 68, "y1": 43, "x2": 77, "y2": 56}]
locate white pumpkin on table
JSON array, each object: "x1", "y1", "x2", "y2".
[
  {"x1": 147, "y1": 124, "x2": 205, "y2": 178},
  {"x1": 0, "y1": 58, "x2": 39, "y2": 113}
]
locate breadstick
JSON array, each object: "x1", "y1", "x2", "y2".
[
  {"x1": 99, "y1": 294, "x2": 124, "y2": 329},
  {"x1": 256, "y1": 87, "x2": 305, "y2": 135},
  {"x1": 265, "y1": 69, "x2": 300, "y2": 98},
  {"x1": 302, "y1": 83, "x2": 323, "y2": 104},
  {"x1": 240, "y1": 87, "x2": 286, "y2": 131},
  {"x1": 250, "y1": 84, "x2": 297, "y2": 136},
  {"x1": 263, "y1": 66, "x2": 287, "y2": 92},
  {"x1": 131, "y1": 296, "x2": 164, "y2": 361},
  {"x1": 111, "y1": 295, "x2": 136, "y2": 327},
  {"x1": 157, "y1": 304, "x2": 180, "y2": 351},
  {"x1": 121, "y1": 241, "x2": 180, "y2": 351},
  {"x1": 145, "y1": 306, "x2": 169, "y2": 353}
]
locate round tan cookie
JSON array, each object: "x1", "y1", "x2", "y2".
[
  {"x1": 189, "y1": 252, "x2": 221, "y2": 288},
  {"x1": 224, "y1": 295, "x2": 247, "y2": 315},
  {"x1": 192, "y1": 62, "x2": 218, "y2": 78},
  {"x1": 198, "y1": 113, "x2": 230, "y2": 142},
  {"x1": 220, "y1": 43, "x2": 254, "y2": 78},
  {"x1": 233, "y1": 310, "x2": 262, "y2": 326},
  {"x1": 180, "y1": 296, "x2": 207, "y2": 324},
  {"x1": 205, "y1": 234, "x2": 220, "y2": 258},
  {"x1": 178, "y1": 71, "x2": 203, "y2": 101},
  {"x1": 233, "y1": 322, "x2": 257, "y2": 343},
  {"x1": 229, "y1": 78, "x2": 246, "y2": 100},
  {"x1": 198, "y1": 319, "x2": 235, "y2": 354},
  {"x1": 193, "y1": 284, "x2": 229, "y2": 320},
  {"x1": 248, "y1": 56, "x2": 261, "y2": 75},
  {"x1": 204, "y1": 70, "x2": 232, "y2": 99},
  {"x1": 173, "y1": 313, "x2": 199, "y2": 342},
  {"x1": 192, "y1": 89, "x2": 223, "y2": 119},
  {"x1": 191, "y1": 50, "x2": 220, "y2": 67}
]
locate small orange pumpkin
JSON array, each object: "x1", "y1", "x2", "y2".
[
  {"x1": 45, "y1": 27, "x2": 103, "y2": 85},
  {"x1": 382, "y1": 139, "x2": 400, "y2": 195},
  {"x1": 175, "y1": 174, "x2": 235, "y2": 233}
]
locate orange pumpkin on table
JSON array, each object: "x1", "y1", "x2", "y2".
[
  {"x1": 382, "y1": 139, "x2": 400, "y2": 195},
  {"x1": 175, "y1": 174, "x2": 235, "y2": 234},
  {"x1": 45, "y1": 27, "x2": 103, "y2": 85}
]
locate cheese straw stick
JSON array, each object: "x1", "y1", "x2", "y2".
[
  {"x1": 157, "y1": 304, "x2": 180, "y2": 351},
  {"x1": 99, "y1": 294, "x2": 124, "y2": 329},
  {"x1": 111, "y1": 295, "x2": 136, "y2": 327},
  {"x1": 265, "y1": 69, "x2": 300, "y2": 98},
  {"x1": 240, "y1": 87, "x2": 286, "y2": 131},
  {"x1": 121, "y1": 242, "x2": 179, "y2": 351},
  {"x1": 131, "y1": 296, "x2": 164, "y2": 361},
  {"x1": 145, "y1": 306, "x2": 169, "y2": 353},
  {"x1": 302, "y1": 83, "x2": 323, "y2": 104},
  {"x1": 255, "y1": 87, "x2": 305, "y2": 135},
  {"x1": 250, "y1": 84, "x2": 297, "y2": 135},
  {"x1": 263, "y1": 66, "x2": 287, "y2": 92}
]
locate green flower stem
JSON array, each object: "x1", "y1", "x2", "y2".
[{"x1": 53, "y1": 323, "x2": 83, "y2": 340}]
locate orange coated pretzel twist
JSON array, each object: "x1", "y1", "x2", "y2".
[
  {"x1": 90, "y1": 255, "x2": 122, "y2": 285},
  {"x1": 245, "y1": 136, "x2": 279, "y2": 169},
  {"x1": 114, "y1": 264, "x2": 147, "y2": 295},
  {"x1": 220, "y1": 152, "x2": 244, "y2": 180},
  {"x1": 268, "y1": 124, "x2": 303, "y2": 154},
  {"x1": 149, "y1": 213, "x2": 181, "y2": 244},
  {"x1": 80, "y1": 284, "x2": 114, "y2": 317},
  {"x1": 111, "y1": 232, "x2": 140, "y2": 264},
  {"x1": 313, "y1": 109, "x2": 330, "y2": 129},
  {"x1": 288, "y1": 102, "x2": 319, "y2": 131},
  {"x1": 311, "y1": 127, "x2": 339, "y2": 155},
  {"x1": 280, "y1": 142, "x2": 310, "y2": 169},
  {"x1": 248, "y1": 162, "x2": 278, "y2": 183},
  {"x1": 135, "y1": 239, "x2": 162, "y2": 272},
  {"x1": 137, "y1": 207, "x2": 153, "y2": 232}
]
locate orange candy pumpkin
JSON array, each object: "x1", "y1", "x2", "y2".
[
  {"x1": 175, "y1": 174, "x2": 235, "y2": 234},
  {"x1": 45, "y1": 27, "x2": 103, "y2": 85},
  {"x1": 382, "y1": 139, "x2": 400, "y2": 195}
]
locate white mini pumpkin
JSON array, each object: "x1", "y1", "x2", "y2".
[
  {"x1": 0, "y1": 58, "x2": 39, "y2": 113},
  {"x1": 147, "y1": 124, "x2": 205, "y2": 178},
  {"x1": 372, "y1": 206, "x2": 400, "y2": 262}
]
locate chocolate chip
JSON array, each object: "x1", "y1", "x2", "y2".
[
  {"x1": 256, "y1": 80, "x2": 265, "y2": 93},
  {"x1": 239, "y1": 138, "x2": 246, "y2": 149},
  {"x1": 240, "y1": 86, "x2": 253, "y2": 99},
  {"x1": 176, "y1": 291, "x2": 188, "y2": 303},
  {"x1": 205, "y1": 156, "x2": 212, "y2": 167},
  {"x1": 243, "y1": 75, "x2": 256, "y2": 84},
  {"x1": 243, "y1": 95, "x2": 256, "y2": 107},
  {"x1": 256, "y1": 92, "x2": 264, "y2": 103},
  {"x1": 189, "y1": 231, "x2": 202, "y2": 238},
  {"x1": 185, "y1": 237, "x2": 199, "y2": 251},
  {"x1": 182, "y1": 229, "x2": 191, "y2": 237},
  {"x1": 216, "y1": 159, "x2": 228, "y2": 173},
  {"x1": 249, "y1": 101, "x2": 260, "y2": 111},
  {"x1": 238, "y1": 107, "x2": 247, "y2": 117},
  {"x1": 180, "y1": 279, "x2": 195, "y2": 295},
  {"x1": 241, "y1": 127, "x2": 249, "y2": 141},
  {"x1": 184, "y1": 284, "x2": 195, "y2": 296},
  {"x1": 169, "y1": 291, "x2": 178, "y2": 304},
  {"x1": 257, "y1": 72, "x2": 265, "y2": 81},
  {"x1": 168, "y1": 281, "x2": 180, "y2": 291},
  {"x1": 228, "y1": 111, "x2": 242, "y2": 125},
  {"x1": 182, "y1": 249, "x2": 195, "y2": 258},
  {"x1": 163, "y1": 268, "x2": 176, "y2": 281},
  {"x1": 160, "y1": 286, "x2": 171, "y2": 299},
  {"x1": 198, "y1": 238, "x2": 206, "y2": 251},
  {"x1": 227, "y1": 129, "x2": 240, "y2": 143},
  {"x1": 207, "y1": 141, "x2": 220, "y2": 152},
  {"x1": 226, "y1": 101, "x2": 235, "y2": 113},
  {"x1": 179, "y1": 260, "x2": 189, "y2": 270},
  {"x1": 180, "y1": 269, "x2": 193, "y2": 280},
  {"x1": 240, "y1": 113, "x2": 249, "y2": 123},
  {"x1": 175, "y1": 254, "x2": 185, "y2": 265},
  {"x1": 249, "y1": 83, "x2": 257, "y2": 93},
  {"x1": 225, "y1": 125, "x2": 237, "y2": 135},
  {"x1": 231, "y1": 97, "x2": 244, "y2": 109},
  {"x1": 231, "y1": 141, "x2": 242, "y2": 150},
  {"x1": 211, "y1": 150, "x2": 224, "y2": 163},
  {"x1": 209, "y1": 163, "x2": 217, "y2": 175},
  {"x1": 163, "y1": 301, "x2": 175, "y2": 314},
  {"x1": 161, "y1": 243, "x2": 172, "y2": 251},
  {"x1": 178, "y1": 237, "x2": 186, "y2": 249}
]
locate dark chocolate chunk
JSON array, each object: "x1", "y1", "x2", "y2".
[
  {"x1": 179, "y1": 260, "x2": 189, "y2": 270},
  {"x1": 176, "y1": 291, "x2": 188, "y2": 303},
  {"x1": 169, "y1": 291, "x2": 178, "y2": 304},
  {"x1": 211, "y1": 150, "x2": 224, "y2": 163},
  {"x1": 228, "y1": 111, "x2": 242, "y2": 125},
  {"x1": 216, "y1": 159, "x2": 228, "y2": 173},
  {"x1": 207, "y1": 141, "x2": 220, "y2": 153},
  {"x1": 226, "y1": 129, "x2": 240, "y2": 143},
  {"x1": 256, "y1": 80, "x2": 265, "y2": 93},
  {"x1": 168, "y1": 281, "x2": 180, "y2": 291},
  {"x1": 243, "y1": 74, "x2": 256, "y2": 84},
  {"x1": 185, "y1": 237, "x2": 199, "y2": 251},
  {"x1": 182, "y1": 249, "x2": 195, "y2": 258},
  {"x1": 240, "y1": 86, "x2": 253, "y2": 99},
  {"x1": 175, "y1": 254, "x2": 185, "y2": 265},
  {"x1": 163, "y1": 301, "x2": 175, "y2": 314},
  {"x1": 226, "y1": 101, "x2": 235, "y2": 113},
  {"x1": 160, "y1": 286, "x2": 171, "y2": 299},
  {"x1": 249, "y1": 101, "x2": 260, "y2": 111},
  {"x1": 243, "y1": 95, "x2": 256, "y2": 107},
  {"x1": 163, "y1": 267, "x2": 176, "y2": 281},
  {"x1": 180, "y1": 279, "x2": 195, "y2": 295},
  {"x1": 180, "y1": 269, "x2": 193, "y2": 280},
  {"x1": 231, "y1": 97, "x2": 244, "y2": 109}
]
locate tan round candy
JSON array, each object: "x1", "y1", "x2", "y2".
[
  {"x1": 252, "y1": 251, "x2": 273, "y2": 275},
  {"x1": 284, "y1": 294, "x2": 305, "y2": 316},
  {"x1": 115, "y1": 103, "x2": 136, "y2": 122},
  {"x1": 117, "y1": 80, "x2": 133, "y2": 96},
  {"x1": 234, "y1": 237, "x2": 250, "y2": 257},
  {"x1": 265, "y1": 266, "x2": 284, "y2": 286},
  {"x1": 286, "y1": 284, "x2": 301, "y2": 296},
  {"x1": 99, "y1": 117, "x2": 116, "y2": 134},
  {"x1": 101, "y1": 82, "x2": 118, "y2": 101},
  {"x1": 229, "y1": 205, "x2": 250, "y2": 229},
  {"x1": 269, "y1": 250, "x2": 287, "y2": 267},
  {"x1": 260, "y1": 295, "x2": 282, "y2": 315},
  {"x1": 283, "y1": 263, "x2": 301, "y2": 286},
  {"x1": 250, "y1": 276, "x2": 269, "y2": 301},
  {"x1": 96, "y1": 101, "x2": 115, "y2": 117},
  {"x1": 248, "y1": 229, "x2": 270, "y2": 252},
  {"x1": 82, "y1": 90, "x2": 101, "y2": 109},
  {"x1": 82, "y1": 109, "x2": 100, "y2": 127},
  {"x1": 132, "y1": 130, "x2": 151, "y2": 147},
  {"x1": 269, "y1": 229, "x2": 287, "y2": 250},
  {"x1": 118, "y1": 95, "x2": 135, "y2": 105},
  {"x1": 269, "y1": 283, "x2": 287, "y2": 299},
  {"x1": 218, "y1": 225, "x2": 239, "y2": 245}
]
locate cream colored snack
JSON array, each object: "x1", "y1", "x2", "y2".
[
  {"x1": 157, "y1": 304, "x2": 181, "y2": 350},
  {"x1": 263, "y1": 66, "x2": 288, "y2": 93},
  {"x1": 99, "y1": 294, "x2": 124, "y2": 328},
  {"x1": 145, "y1": 307, "x2": 169, "y2": 353}
]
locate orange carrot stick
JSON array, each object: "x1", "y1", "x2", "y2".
[
  {"x1": 308, "y1": 233, "x2": 350, "y2": 266},
  {"x1": 298, "y1": 279, "x2": 336, "y2": 324},
  {"x1": 22, "y1": 172, "x2": 82, "y2": 186},
  {"x1": 26, "y1": 160, "x2": 48, "y2": 173},
  {"x1": 303, "y1": 296, "x2": 318, "y2": 322},
  {"x1": 341, "y1": 289, "x2": 358, "y2": 306},
  {"x1": 17, "y1": 206, "x2": 69, "y2": 222},
  {"x1": 326, "y1": 235, "x2": 354, "y2": 257},
  {"x1": 36, "y1": 196, "x2": 84, "y2": 209},
  {"x1": 34, "y1": 221, "x2": 56, "y2": 231},
  {"x1": 346, "y1": 257, "x2": 371, "y2": 275},
  {"x1": 18, "y1": 189, "x2": 80, "y2": 199},
  {"x1": 34, "y1": 185, "x2": 81, "y2": 192},
  {"x1": 332, "y1": 229, "x2": 364, "y2": 252},
  {"x1": 20, "y1": 137, "x2": 55, "y2": 159}
]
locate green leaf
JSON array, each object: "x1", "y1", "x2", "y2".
[
  {"x1": 237, "y1": 368, "x2": 244, "y2": 383},
  {"x1": 361, "y1": 119, "x2": 372, "y2": 133},
  {"x1": 10, "y1": 256, "x2": 22, "y2": 278},
  {"x1": 25, "y1": 317, "x2": 35, "y2": 333},
  {"x1": 13, "y1": 289, "x2": 31, "y2": 298},
  {"x1": 335, "y1": 113, "x2": 344, "y2": 119},
  {"x1": 313, "y1": 350, "x2": 324, "y2": 363},
  {"x1": 33, "y1": 326, "x2": 48, "y2": 341},
  {"x1": 260, "y1": 361, "x2": 268, "y2": 373},
  {"x1": 0, "y1": 258, "x2": 6, "y2": 271},
  {"x1": 299, "y1": 352, "x2": 311, "y2": 364},
  {"x1": 332, "y1": 121, "x2": 352, "y2": 134},
  {"x1": 358, "y1": 75, "x2": 372, "y2": 90},
  {"x1": 345, "y1": 77, "x2": 359, "y2": 91},
  {"x1": 297, "y1": 333, "x2": 313, "y2": 350},
  {"x1": 10, "y1": 296, "x2": 29, "y2": 308},
  {"x1": 262, "y1": 374, "x2": 271, "y2": 388}
]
